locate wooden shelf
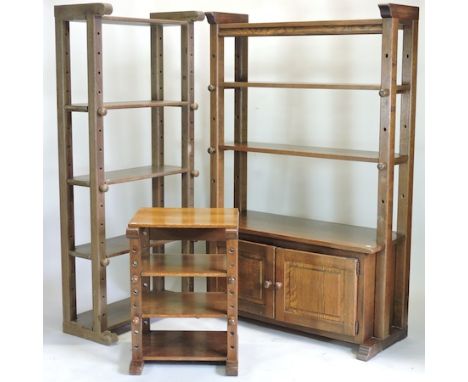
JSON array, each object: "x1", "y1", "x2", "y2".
[
  {"x1": 70, "y1": 235, "x2": 171, "y2": 260},
  {"x1": 68, "y1": 165, "x2": 187, "y2": 187},
  {"x1": 141, "y1": 254, "x2": 227, "y2": 277},
  {"x1": 221, "y1": 142, "x2": 407, "y2": 164},
  {"x1": 239, "y1": 210, "x2": 400, "y2": 254},
  {"x1": 65, "y1": 100, "x2": 189, "y2": 112},
  {"x1": 142, "y1": 331, "x2": 227, "y2": 361},
  {"x1": 77, "y1": 298, "x2": 130, "y2": 331},
  {"x1": 218, "y1": 19, "x2": 385, "y2": 37},
  {"x1": 223, "y1": 82, "x2": 410, "y2": 93},
  {"x1": 129, "y1": 208, "x2": 239, "y2": 229},
  {"x1": 142, "y1": 292, "x2": 227, "y2": 318},
  {"x1": 101, "y1": 15, "x2": 187, "y2": 27}
]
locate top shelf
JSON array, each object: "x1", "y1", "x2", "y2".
[
  {"x1": 128, "y1": 208, "x2": 239, "y2": 229},
  {"x1": 65, "y1": 100, "x2": 189, "y2": 112},
  {"x1": 223, "y1": 82, "x2": 410, "y2": 93},
  {"x1": 101, "y1": 15, "x2": 187, "y2": 26},
  {"x1": 218, "y1": 19, "x2": 386, "y2": 37}
]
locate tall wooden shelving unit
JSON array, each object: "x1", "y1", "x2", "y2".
[
  {"x1": 55, "y1": 3, "x2": 204, "y2": 345},
  {"x1": 206, "y1": 3, "x2": 418, "y2": 360}
]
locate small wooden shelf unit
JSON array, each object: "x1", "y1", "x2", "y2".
[
  {"x1": 206, "y1": 3, "x2": 418, "y2": 361},
  {"x1": 127, "y1": 208, "x2": 239, "y2": 375},
  {"x1": 54, "y1": 3, "x2": 204, "y2": 345}
]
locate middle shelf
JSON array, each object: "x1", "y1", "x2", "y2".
[
  {"x1": 68, "y1": 164, "x2": 187, "y2": 187},
  {"x1": 70, "y1": 234, "x2": 172, "y2": 260},
  {"x1": 141, "y1": 291, "x2": 227, "y2": 318},
  {"x1": 141, "y1": 254, "x2": 227, "y2": 277},
  {"x1": 221, "y1": 141, "x2": 407, "y2": 164},
  {"x1": 65, "y1": 100, "x2": 189, "y2": 112}
]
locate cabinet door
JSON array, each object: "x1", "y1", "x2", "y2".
[
  {"x1": 275, "y1": 248, "x2": 358, "y2": 336},
  {"x1": 238, "y1": 241, "x2": 275, "y2": 318}
]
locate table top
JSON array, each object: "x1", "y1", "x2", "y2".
[{"x1": 128, "y1": 208, "x2": 239, "y2": 229}]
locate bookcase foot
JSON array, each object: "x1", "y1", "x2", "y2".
[
  {"x1": 226, "y1": 361, "x2": 238, "y2": 376},
  {"x1": 63, "y1": 321, "x2": 118, "y2": 345},
  {"x1": 357, "y1": 327, "x2": 408, "y2": 361},
  {"x1": 129, "y1": 360, "x2": 144, "y2": 375}
]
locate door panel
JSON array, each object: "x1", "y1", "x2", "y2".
[
  {"x1": 276, "y1": 248, "x2": 358, "y2": 336},
  {"x1": 238, "y1": 240, "x2": 275, "y2": 318}
]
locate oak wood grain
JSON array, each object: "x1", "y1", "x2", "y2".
[
  {"x1": 219, "y1": 19, "x2": 384, "y2": 37},
  {"x1": 240, "y1": 210, "x2": 397, "y2": 254},
  {"x1": 141, "y1": 254, "x2": 227, "y2": 277},
  {"x1": 101, "y1": 15, "x2": 186, "y2": 26},
  {"x1": 129, "y1": 208, "x2": 239, "y2": 229},
  {"x1": 141, "y1": 292, "x2": 227, "y2": 318},
  {"x1": 142, "y1": 331, "x2": 227, "y2": 361},
  {"x1": 69, "y1": 165, "x2": 187, "y2": 187},
  {"x1": 221, "y1": 141, "x2": 407, "y2": 164},
  {"x1": 65, "y1": 100, "x2": 189, "y2": 112}
]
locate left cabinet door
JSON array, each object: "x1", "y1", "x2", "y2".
[
  {"x1": 275, "y1": 248, "x2": 359, "y2": 337},
  {"x1": 238, "y1": 240, "x2": 275, "y2": 319}
]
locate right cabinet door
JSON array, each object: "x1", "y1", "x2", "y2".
[{"x1": 275, "y1": 248, "x2": 359, "y2": 337}]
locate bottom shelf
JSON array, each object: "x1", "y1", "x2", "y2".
[
  {"x1": 76, "y1": 298, "x2": 130, "y2": 331},
  {"x1": 143, "y1": 331, "x2": 227, "y2": 361}
]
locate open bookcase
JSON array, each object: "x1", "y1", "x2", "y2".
[
  {"x1": 55, "y1": 3, "x2": 204, "y2": 345},
  {"x1": 206, "y1": 3, "x2": 419, "y2": 360}
]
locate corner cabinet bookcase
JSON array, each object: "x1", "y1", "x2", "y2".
[
  {"x1": 206, "y1": 3, "x2": 418, "y2": 361},
  {"x1": 55, "y1": 3, "x2": 204, "y2": 345}
]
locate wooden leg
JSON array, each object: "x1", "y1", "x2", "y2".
[
  {"x1": 128, "y1": 228, "x2": 144, "y2": 374},
  {"x1": 226, "y1": 361, "x2": 239, "y2": 376},
  {"x1": 63, "y1": 321, "x2": 118, "y2": 345},
  {"x1": 150, "y1": 23, "x2": 165, "y2": 294},
  {"x1": 357, "y1": 327, "x2": 408, "y2": 361},
  {"x1": 129, "y1": 360, "x2": 144, "y2": 375},
  {"x1": 226, "y1": 232, "x2": 239, "y2": 376}
]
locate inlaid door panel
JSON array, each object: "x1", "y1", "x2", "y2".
[
  {"x1": 238, "y1": 240, "x2": 275, "y2": 318},
  {"x1": 275, "y1": 248, "x2": 358, "y2": 336}
]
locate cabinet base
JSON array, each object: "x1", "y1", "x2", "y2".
[
  {"x1": 357, "y1": 327, "x2": 408, "y2": 361},
  {"x1": 226, "y1": 361, "x2": 238, "y2": 376},
  {"x1": 129, "y1": 360, "x2": 144, "y2": 375},
  {"x1": 63, "y1": 321, "x2": 120, "y2": 345}
]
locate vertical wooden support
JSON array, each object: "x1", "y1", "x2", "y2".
[
  {"x1": 141, "y1": 228, "x2": 151, "y2": 334},
  {"x1": 375, "y1": 16, "x2": 399, "y2": 339},
  {"x1": 209, "y1": 24, "x2": 225, "y2": 210},
  {"x1": 226, "y1": 230, "x2": 239, "y2": 376},
  {"x1": 207, "y1": 24, "x2": 225, "y2": 291},
  {"x1": 86, "y1": 14, "x2": 108, "y2": 333},
  {"x1": 55, "y1": 18, "x2": 77, "y2": 324},
  {"x1": 394, "y1": 20, "x2": 418, "y2": 329},
  {"x1": 150, "y1": 22, "x2": 165, "y2": 293},
  {"x1": 206, "y1": 12, "x2": 248, "y2": 292},
  {"x1": 128, "y1": 227, "x2": 144, "y2": 375},
  {"x1": 181, "y1": 22, "x2": 196, "y2": 292},
  {"x1": 233, "y1": 36, "x2": 248, "y2": 212}
]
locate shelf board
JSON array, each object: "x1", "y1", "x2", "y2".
[
  {"x1": 221, "y1": 142, "x2": 407, "y2": 164},
  {"x1": 143, "y1": 331, "x2": 227, "y2": 361},
  {"x1": 101, "y1": 15, "x2": 187, "y2": 27},
  {"x1": 218, "y1": 19, "x2": 385, "y2": 37},
  {"x1": 223, "y1": 82, "x2": 410, "y2": 93},
  {"x1": 68, "y1": 165, "x2": 187, "y2": 187},
  {"x1": 128, "y1": 208, "x2": 239, "y2": 229},
  {"x1": 240, "y1": 210, "x2": 399, "y2": 254},
  {"x1": 77, "y1": 298, "x2": 130, "y2": 331},
  {"x1": 141, "y1": 254, "x2": 227, "y2": 277},
  {"x1": 64, "y1": 100, "x2": 189, "y2": 112},
  {"x1": 142, "y1": 292, "x2": 227, "y2": 318},
  {"x1": 70, "y1": 235, "x2": 171, "y2": 260}
]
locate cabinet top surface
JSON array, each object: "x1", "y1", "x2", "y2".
[{"x1": 128, "y1": 208, "x2": 239, "y2": 229}]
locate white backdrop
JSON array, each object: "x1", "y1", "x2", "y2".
[{"x1": 43, "y1": 0, "x2": 424, "y2": 371}]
